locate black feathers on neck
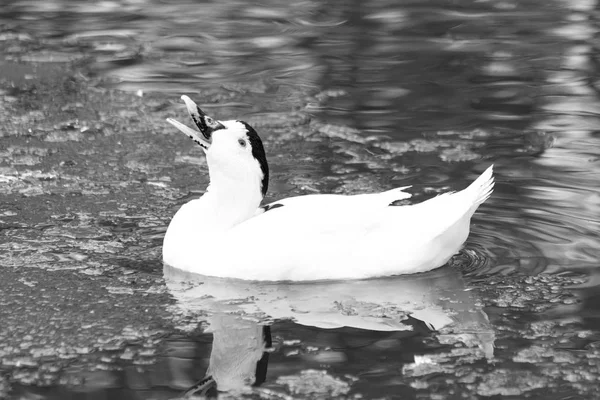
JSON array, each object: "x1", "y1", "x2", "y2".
[{"x1": 239, "y1": 121, "x2": 269, "y2": 197}]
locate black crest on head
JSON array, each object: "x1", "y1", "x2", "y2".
[{"x1": 240, "y1": 121, "x2": 269, "y2": 197}]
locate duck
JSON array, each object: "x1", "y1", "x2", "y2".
[{"x1": 163, "y1": 95, "x2": 494, "y2": 281}]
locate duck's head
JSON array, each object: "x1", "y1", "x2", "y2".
[{"x1": 167, "y1": 96, "x2": 269, "y2": 198}]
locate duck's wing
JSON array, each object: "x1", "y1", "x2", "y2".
[
  {"x1": 255, "y1": 186, "x2": 412, "y2": 216},
  {"x1": 223, "y1": 194, "x2": 419, "y2": 280}
]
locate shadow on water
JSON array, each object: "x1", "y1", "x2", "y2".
[{"x1": 0, "y1": 0, "x2": 599, "y2": 398}]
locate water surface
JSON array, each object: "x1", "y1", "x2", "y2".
[{"x1": 0, "y1": 0, "x2": 599, "y2": 398}]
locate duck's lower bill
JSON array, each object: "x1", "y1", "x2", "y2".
[{"x1": 166, "y1": 117, "x2": 210, "y2": 150}]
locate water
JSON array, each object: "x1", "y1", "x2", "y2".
[{"x1": 0, "y1": 0, "x2": 599, "y2": 398}]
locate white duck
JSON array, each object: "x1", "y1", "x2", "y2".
[{"x1": 163, "y1": 96, "x2": 494, "y2": 281}]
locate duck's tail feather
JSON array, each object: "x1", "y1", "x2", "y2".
[{"x1": 465, "y1": 165, "x2": 494, "y2": 208}]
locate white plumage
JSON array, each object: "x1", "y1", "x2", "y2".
[{"x1": 163, "y1": 96, "x2": 494, "y2": 281}]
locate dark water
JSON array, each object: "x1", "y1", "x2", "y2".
[{"x1": 0, "y1": 0, "x2": 599, "y2": 398}]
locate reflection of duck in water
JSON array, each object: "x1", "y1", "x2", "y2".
[
  {"x1": 164, "y1": 95, "x2": 494, "y2": 281},
  {"x1": 164, "y1": 265, "x2": 495, "y2": 397},
  {"x1": 181, "y1": 315, "x2": 272, "y2": 398}
]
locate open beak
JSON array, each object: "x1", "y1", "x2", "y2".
[
  {"x1": 166, "y1": 117, "x2": 211, "y2": 151},
  {"x1": 166, "y1": 95, "x2": 225, "y2": 151}
]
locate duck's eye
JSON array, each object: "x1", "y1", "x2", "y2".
[{"x1": 238, "y1": 139, "x2": 246, "y2": 147}]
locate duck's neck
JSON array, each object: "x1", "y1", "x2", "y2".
[{"x1": 201, "y1": 169, "x2": 263, "y2": 231}]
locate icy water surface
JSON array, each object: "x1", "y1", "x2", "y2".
[{"x1": 1, "y1": 0, "x2": 599, "y2": 399}]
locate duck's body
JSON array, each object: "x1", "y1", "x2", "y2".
[{"x1": 163, "y1": 96, "x2": 494, "y2": 281}]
